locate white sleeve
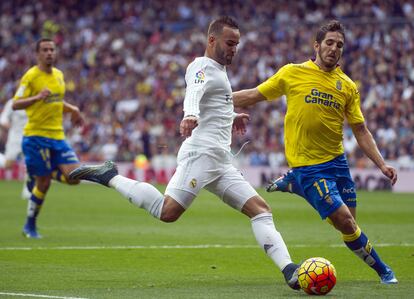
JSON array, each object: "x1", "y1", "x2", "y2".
[
  {"x1": 0, "y1": 99, "x2": 13, "y2": 126},
  {"x1": 183, "y1": 63, "x2": 208, "y2": 118}
]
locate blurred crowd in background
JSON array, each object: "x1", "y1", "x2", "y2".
[{"x1": 0, "y1": 0, "x2": 413, "y2": 171}]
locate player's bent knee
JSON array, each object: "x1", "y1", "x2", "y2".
[
  {"x1": 340, "y1": 217, "x2": 357, "y2": 233},
  {"x1": 159, "y1": 196, "x2": 186, "y2": 223},
  {"x1": 159, "y1": 212, "x2": 181, "y2": 223},
  {"x1": 331, "y1": 215, "x2": 357, "y2": 234},
  {"x1": 242, "y1": 195, "x2": 271, "y2": 218}
]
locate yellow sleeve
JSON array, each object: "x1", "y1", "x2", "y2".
[
  {"x1": 13, "y1": 71, "x2": 32, "y2": 100},
  {"x1": 345, "y1": 85, "x2": 365, "y2": 124},
  {"x1": 257, "y1": 64, "x2": 291, "y2": 101}
]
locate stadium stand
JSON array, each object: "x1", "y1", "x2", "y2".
[{"x1": 0, "y1": 0, "x2": 413, "y2": 171}]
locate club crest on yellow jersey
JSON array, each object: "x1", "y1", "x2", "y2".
[{"x1": 336, "y1": 80, "x2": 342, "y2": 90}]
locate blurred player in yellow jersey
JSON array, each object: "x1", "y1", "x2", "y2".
[
  {"x1": 233, "y1": 20, "x2": 398, "y2": 284},
  {"x1": 12, "y1": 38, "x2": 84, "y2": 238}
]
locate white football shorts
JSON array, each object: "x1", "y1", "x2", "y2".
[{"x1": 165, "y1": 147, "x2": 258, "y2": 211}]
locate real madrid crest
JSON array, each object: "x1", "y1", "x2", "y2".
[
  {"x1": 190, "y1": 178, "x2": 197, "y2": 188},
  {"x1": 336, "y1": 80, "x2": 342, "y2": 90}
]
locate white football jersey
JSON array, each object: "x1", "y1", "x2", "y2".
[{"x1": 182, "y1": 56, "x2": 234, "y2": 152}]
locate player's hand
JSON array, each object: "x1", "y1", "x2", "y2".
[
  {"x1": 37, "y1": 88, "x2": 51, "y2": 101},
  {"x1": 380, "y1": 165, "x2": 397, "y2": 185},
  {"x1": 232, "y1": 113, "x2": 250, "y2": 135},
  {"x1": 180, "y1": 116, "x2": 198, "y2": 137},
  {"x1": 70, "y1": 106, "x2": 84, "y2": 127}
]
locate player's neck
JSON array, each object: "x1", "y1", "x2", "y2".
[
  {"x1": 38, "y1": 64, "x2": 53, "y2": 74},
  {"x1": 313, "y1": 58, "x2": 335, "y2": 72},
  {"x1": 205, "y1": 49, "x2": 224, "y2": 66}
]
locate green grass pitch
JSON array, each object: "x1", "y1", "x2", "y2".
[{"x1": 0, "y1": 181, "x2": 413, "y2": 298}]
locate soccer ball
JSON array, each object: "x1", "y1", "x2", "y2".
[{"x1": 298, "y1": 257, "x2": 336, "y2": 295}]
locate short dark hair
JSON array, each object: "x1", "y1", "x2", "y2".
[
  {"x1": 36, "y1": 38, "x2": 54, "y2": 52},
  {"x1": 315, "y1": 20, "x2": 345, "y2": 44},
  {"x1": 207, "y1": 16, "x2": 239, "y2": 36}
]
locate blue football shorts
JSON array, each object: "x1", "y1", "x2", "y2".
[
  {"x1": 22, "y1": 136, "x2": 79, "y2": 177},
  {"x1": 291, "y1": 154, "x2": 357, "y2": 219}
]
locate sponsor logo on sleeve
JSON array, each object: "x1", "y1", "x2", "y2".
[{"x1": 194, "y1": 70, "x2": 205, "y2": 84}]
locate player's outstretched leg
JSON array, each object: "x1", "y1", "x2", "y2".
[
  {"x1": 69, "y1": 161, "x2": 118, "y2": 187},
  {"x1": 343, "y1": 226, "x2": 398, "y2": 284},
  {"x1": 266, "y1": 170, "x2": 305, "y2": 198},
  {"x1": 70, "y1": 161, "x2": 167, "y2": 219}
]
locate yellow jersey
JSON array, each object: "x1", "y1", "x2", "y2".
[
  {"x1": 14, "y1": 66, "x2": 66, "y2": 139},
  {"x1": 257, "y1": 60, "x2": 364, "y2": 167}
]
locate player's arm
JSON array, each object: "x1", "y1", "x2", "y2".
[
  {"x1": 63, "y1": 101, "x2": 84, "y2": 126},
  {"x1": 351, "y1": 122, "x2": 397, "y2": 185},
  {"x1": 233, "y1": 65, "x2": 289, "y2": 108},
  {"x1": 12, "y1": 89, "x2": 51, "y2": 110},
  {"x1": 233, "y1": 88, "x2": 266, "y2": 108},
  {"x1": 179, "y1": 63, "x2": 208, "y2": 137},
  {"x1": 180, "y1": 87, "x2": 202, "y2": 137}
]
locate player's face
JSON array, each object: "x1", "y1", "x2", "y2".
[
  {"x1": 213, "y1": 26, "x2": 240, "y2": 65},
  {"x1": 314, "y1": 31, "x2": 344, "y2": 70},
  {"x1": 37, "y1": 41, "x2": 56, "y2": 67}
]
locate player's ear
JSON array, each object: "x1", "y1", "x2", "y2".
[
  {"x1": 313, "y1": 41, "x2": 320, "y2": 52},
  {"x1": 208, "y1": 34, "x2": 216, "y2": 47}
]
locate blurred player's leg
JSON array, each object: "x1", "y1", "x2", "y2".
[{"x1": 23, "y1": 176, "x2": 51, "y2": 239}]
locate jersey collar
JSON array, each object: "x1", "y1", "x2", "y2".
[
  {"x1": 205, "y1": 56, "x2": 226, "y2": 71},
  {"x1": 307, "y1": 59, "x2": 340, "y2": 73}
]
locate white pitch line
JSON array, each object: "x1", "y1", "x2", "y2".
[
  {"x1": 0, "y1": 292, "x2": 88, "y2": 299},
  {"x1": 0, "y1": 243, "x2": 412, "y2": 251}
]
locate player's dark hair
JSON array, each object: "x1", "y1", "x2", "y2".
[
  {"x1": 207, "y1": 16, "x2": 239, "y2": 36},
  {"x1": 36, "y1": 38, "x2": 54, "y2": 52},
  {"x1": 315, "y1": 20, "x2": 345, "y2": 44}
]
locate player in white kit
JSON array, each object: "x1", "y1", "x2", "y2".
[
  {"x1": 69, "y1": 16, "x2": 300, "y2": 290},
  {"x1": 0, "y1": 99, "x2": 31, "y2": 199},
  {"x1": 0, "y1": 99, "x2": 27, "y2": 168}
]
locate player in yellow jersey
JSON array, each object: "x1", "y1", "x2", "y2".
[
  {"x1": 12, "y1": 38, "x2": 84, "y2": 239},
  {"x1": 233, "y1": 20, "x2": 398, "y2": 284}
]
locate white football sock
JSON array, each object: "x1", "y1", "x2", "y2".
[
  {"x1": 109, "y1": 175, "x2": 164, "y2": 219},
  {"x1": 251, "y1": 212, "x2": 292, "y2": 271}
]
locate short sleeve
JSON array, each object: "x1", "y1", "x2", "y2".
[
  {"x1": 257, "y1": 64, "x2": 291, "y2": 101},
  {"x1": 13, "y1": 72, "x2": 32, "y2": 100},
  {"x1": 345, "y1": 85, "x2": 365, "y2": 124}
]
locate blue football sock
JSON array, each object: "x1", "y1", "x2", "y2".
[
  {"x1": 343, "y1": 226, "x2": 388, "y2": 275},
  {"x1": 52, "y1": 169, "x2": 67, "y2": 183},
  {"x1": 27, "y1": 186, "x2": 45, "y2": 218}
]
